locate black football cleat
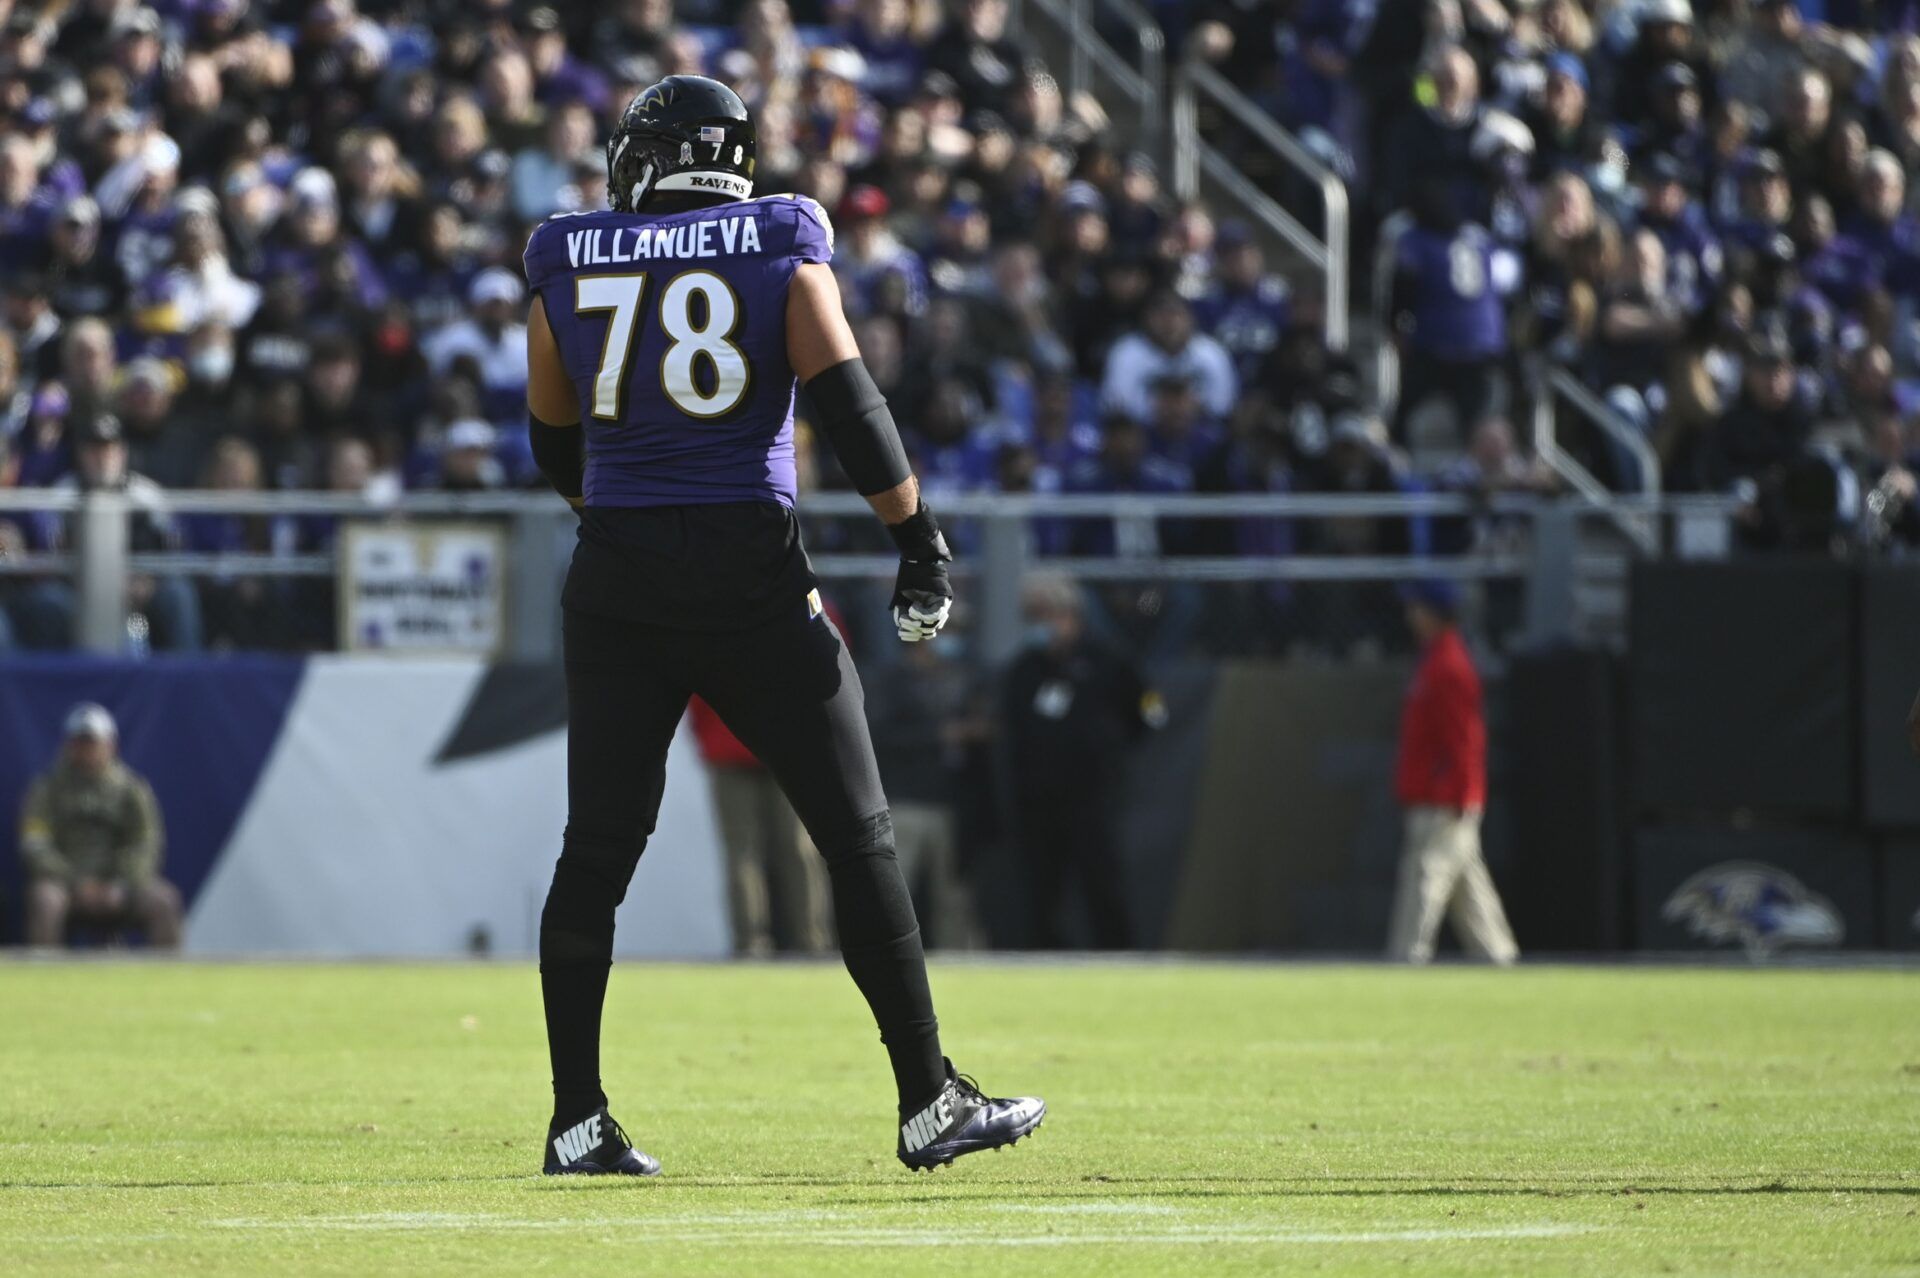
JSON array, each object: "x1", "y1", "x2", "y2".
[
  {"x1": 542, "y1": 1107, "x2": 661, "y2": 1176},
  {"x1": 897, "y1": 1060, "x2": 1045, "y2": 1172}
]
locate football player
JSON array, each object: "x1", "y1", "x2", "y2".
[{"x1": 522, "y1": 76, "x2": 1043, "y2": 1175}]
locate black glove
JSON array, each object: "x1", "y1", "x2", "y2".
[{"x1": 886, "y1": 504, "x2": 954, "y2": 643}]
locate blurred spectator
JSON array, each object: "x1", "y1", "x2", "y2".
[
  {"x1": 1721, "y1": 0, "x2": 1813, "y2": 111},
  {"x1": 1143, "y1": 372, "x2": 1221, "y2": 485},
  {"x1": 866, "y1": 638, "x2": 986, "y2": 949},
  {"x1": 1101, "y1": 290, "x2": 1236, "y2": 423},
  {"x1": 1796, "y1": 194, "x2": 1873, "y2": 314},
  {"x1": 1624, "y1": 62, "x2": 1707, "y2": 174},
  {"x1": 1838, "y1": 150, "x2": 1920, "y2": 296},
  {"x1": 1590, "y1": 229, "x2": 1686, "y2": 486},
  {"x1": 1748, "y1": 234, "x2": 1836, "y2": 375},
  {"x1": 1064, "y1": 414, "x2": 1190, "y2": 558},
  {"x1": 835, "y1": 184, "x2": 927, "y2": 319},
  {"x1": 1461, "y1": 415, "x2": 1550, "y2": 492},
  {"x1": 1759, "y1": 68, "x2": 1837, "y2": 200},
  {"x1": 22, "y1": 411, "x2": 201, "y2": 652},
  {"x1": 1294, "y1": 411, "x2": 1421, "y2": 654},
  {"x1": 1389, "y1": 186, "x2": 1521, "y2": 441},
  {"x1": 1385, "y1": 581, "x2": 1516, "y2": 966},
  {"x1": 1, "y1": 0, "x2": 1912, "y2": 666},
  {"x1": 690, "y1": 698, "x2": 831, "y2": 956},
  {"x1": 1723, "y1": 148, "x2": 1793, "y2": 257},
  {"x1": 118, "y1": 354, "x2": 207, "y2": 487},
  {"x1": 421, "y1": 268, "x2": 529, "y2": 426},
  {"x1": 5, "y1": 272, "x2": 60, "y2": 384},
  {"x1": 21, "y1": 702, "x2": 181, "y2": 950},
  {"x1": 928, "y1": 0, "x2": 1024, "y2": 116},
  {"x1": 44, "y1": 197, "x2": 126, "y2": 323},
  {"x1": 905, "y1": 375, "x2": 998, "y2": 497},
  {"x1": 1000, "y1": 574, "x2": 1164, "y2": 948},
  {"x1": 184, "y1": 436, "x2": 288, "y2": 650},
  {"x1": 1635, "y1": 152, "x2": 1722, "y2": 318},
  {"x1": 1609, "y1": 0, "x2": 1708, "y2": 137},
  {"x1": 1687, "y1": 323, "x2": 1818, "y2": 527},
  {"x1": 0, "y1": 330, "x2": 23, "y2": 440},
  {"x1": 1379, "y1": 44, "x2": 1522, "y2": 230},
  {"x1": 431, "y1": 418, "x2": 506, "y2": 492},
  {"x1": 1192, "y1": 220, "x2": 1290, "y2": 388},
  {"x1": 512, "y1": 99, "x2": 598, "y2": 223},
  {"x1": 14, "y1": 382, "x2": 72, "y2": 488},
  {"x1": 1523, "y1": 54, "x2": 1609, "y2": 184},
  {"x1": 160, "y1": 204, "x2": 262, "y2": 332}
]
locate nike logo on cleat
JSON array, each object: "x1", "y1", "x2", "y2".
[
  {"x1": 552, "y1": 1113, "x2": 602, "y2": 1164},
  {"x1": 900, "y1": 1093, "x2": 953, "y2": 1154}
]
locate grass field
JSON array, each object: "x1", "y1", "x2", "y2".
[{"x1": 2, "y1": 960, "x2": 1917, "y2": 1276}]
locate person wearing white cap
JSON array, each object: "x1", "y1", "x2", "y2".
[
  {"x1": 21, "y1": 703, "x2": 182, "y2": 949},
  {"x1": 420, "y1": 266, "x2": 529, "y2": 405},
  {"x1": 434, "y1": 416, "x2": 506, "y2": 491}
]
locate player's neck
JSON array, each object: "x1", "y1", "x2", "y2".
[{"x1": 644, "y1": 192, "x2": 746, "y2": 216}]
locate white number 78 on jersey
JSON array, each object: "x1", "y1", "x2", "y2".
[{"x1": 574, "y1": 269, "x2": 751, "y2": 421}]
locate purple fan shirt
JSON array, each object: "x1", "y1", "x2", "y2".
[{"x1": 523, "y1": 194, "x2": 834, "y2": 508}]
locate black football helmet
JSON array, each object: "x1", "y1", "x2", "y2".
[{"x1": 607, "y1": 76, "x2": 757, "y2": 212}]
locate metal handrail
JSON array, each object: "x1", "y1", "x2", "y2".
[
  {"x1": 1013, "y1": 0, "x2": 1165, "y2": 155},
  {"x1": 1173, "y1": 61, "x2": 1349, "y2": 352},
  {"x1": 13, "y1": 487, "x2": 1743, "y2": 655},
  {"x1": 813, "y1": 552, "x2": 1531, "y2": 581},
  {"x1": 1371, "y1": 210, "x2": 1410, "y2": 410},
  {"x1": 1526, "y1": 361, "x2": 1659, "y2": 554},
  {"x1": 0, "y1": 488, "x2": 1579, "y2": 518},
  {"x1": 1547, "y1": 365, "x2": 1663, "y2": 499},
  {"x1": 0, "y1": 487, "x2": 1734, "y2": 519},
  {"x1": 1371, "y1": 208, "x2": 1663, "y2": 546}
]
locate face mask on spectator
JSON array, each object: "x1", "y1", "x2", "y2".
[{"x1": 189, "y1": 346, "x2": 235, "y2": 386}]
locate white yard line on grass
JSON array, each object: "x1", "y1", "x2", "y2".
[{"x1": 183, "y1": 1209, "x2": 1595, "y2": 1248}]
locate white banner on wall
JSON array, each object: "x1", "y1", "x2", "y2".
[
  {"x1": 340, "y1": 523, "x2": 508, "y2": 654},
  {"x1": 187, "y1": 658, "x2": 730, "y2": 958}
]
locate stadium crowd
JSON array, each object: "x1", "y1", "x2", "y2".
[
  {"x1": 1176, "y1": 0, "x2": 1920, "y2": 548},
  {"x1": 0, "y1": 0, "x2": 1917, "y2": 653}
]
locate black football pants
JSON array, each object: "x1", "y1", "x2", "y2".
[
  {"x1": 1018, "y1": 798, "x2": 1134, "y2": 950},
  {"x1": 539, "y1": 593, "x2": 946, "y2": 1122}
]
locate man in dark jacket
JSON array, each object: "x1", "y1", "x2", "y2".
[
  {"x1": 1001, "y1": 574, "x2": 1164, "y2": 948},
  {"x1": 867, "y1": 638, "x2": 985, "y2": 949}
]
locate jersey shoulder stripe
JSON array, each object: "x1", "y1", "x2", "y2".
[{"x1": 763, "y1": 193, "x2": 834, "y2": 259}]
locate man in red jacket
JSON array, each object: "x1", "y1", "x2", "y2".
[
  {"x1": 690, "y1": 698, "x2": 831, "y2": 956},
  {"x1": 1385, "y1": 581, "x2": 1518, "y2": 964}
]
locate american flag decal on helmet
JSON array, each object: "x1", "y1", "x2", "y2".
[{"x1": 699, "y1": 126, "x2": 726, "y2": 143}]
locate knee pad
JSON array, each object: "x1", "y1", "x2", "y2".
[
  {"x1": 541, "y1": 824, "x2": 643, "y2": 966},
  {"x1": 554, "y1": 822, "x2": 645, "y2": 902}
]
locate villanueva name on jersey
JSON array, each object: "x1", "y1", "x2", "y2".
[{"x1": 565, "y1": 216, "x2": 762, "y2": 269}]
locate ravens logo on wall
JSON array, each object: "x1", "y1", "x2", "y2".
[{"x1": 1662, "y1": 862, "x2": 1844, "y2": 959}]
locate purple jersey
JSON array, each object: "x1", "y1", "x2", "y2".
[
  {"x1": 523, "y1": 194, "x2": 834, "y2": 508},
  {"x1": 1395, "y1": 224, "x2": 1515, "y2": 362}
]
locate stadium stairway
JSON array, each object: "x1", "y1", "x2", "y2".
[{"x1": 1009, "y1": 0, "x2": 1383, "y2": 393}]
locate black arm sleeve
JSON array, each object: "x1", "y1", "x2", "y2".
[
  {"x1": 802, "y1": 357, "x2": 912, "y2": 497},
  {"x1": 529, "y1": 413, "x2": 584, "y2": 501}
]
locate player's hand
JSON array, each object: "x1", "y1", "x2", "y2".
[
  {"x1": 891, "y1": 557, "x2": 953, "y2": 642},
  {"x1": 886, "y1": 503, "x2": 954, "y2": 643}
]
